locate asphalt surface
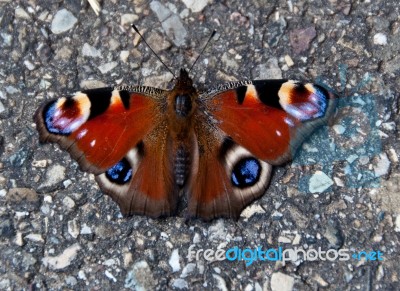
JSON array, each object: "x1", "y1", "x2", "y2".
[{"x1": 0, "y1": 0, "x2": 399, "y2": 290}]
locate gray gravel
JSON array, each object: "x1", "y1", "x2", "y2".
[{"x1": 1, "y1": 0, "x2": 399, "y2": 290}]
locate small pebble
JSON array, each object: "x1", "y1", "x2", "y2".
[
  {"x1": 292, "y1": 234, "x2": 301, "y2": 245},
  {"x1": 169, "y1": 249, "x2": 181, "y2": 272},
  {"x1": 395, "y1": 215, "x2": 400, "y2": 232},
  {"x1": 24, "y1": 60, "x2": 35, "y2": 70},
  {"x1": 68, "y1": 219, "x2": 80, "y2": 238},
  {"x1": 44, "y1": 195, "x2": 53, "y2": 203},
  {"x1": 193, "y1": 233, "x2": 201, "y2": 244},
  {"x1": 40, "y1": 164, "x2": 66, "y2": 189},
  {"x1": 376, "y1": 265, "x2": 384, "y2": 281},
  {"x1": 121, "y1": 13, "x2": 139, "y2": 27},
  {"x1": 278, "y1": 236, "x2": 291, "y2": 243},
  {"x1": 125, "y1": 261, "x2": 156, "y2": 290},
  {"x1": 309, "y1": 171, "x2": 334, "y2": 193},
  {"x1": 374, "y1": 153, "x2": 390, "y2": 177},
  {"x1": 82, "y1": 43, "x2": 101, "y2": 58},
  {"x1": 51, "y1": 9, "x2": 78, "y2": 34},
  {"x1": 290, "y1": 26, "x2": 316, "y2": 54},
  {"x1": 15, "y1": 211, "x2": 29, "y2": 218},
  {"x1": 333, "y1": 124, "x2": 346, "y2": 134},
  {"x1": 333, "y1": 177, "x2": 345, "y2": 187},
  {"x1": 150, "y1": 1, "x2": 187, "y2": 46},
  {"x1": 63, "y1": 196, "x2": 75, "y2": 209},
  {"x1": 120, "y1": 50, "x2": 129, "y2": 62},
  {"x1": 80, "y1": 224, "x2": 92, "y2": 234},
  {"x1": 25, "y1": 233, "x2": 44, "y2": 243},
  {"x1": 213, "y1": 274, "x2": 228, "y2": 291},
  {"x1": 150, "y1": 1, "x2": 172, "y2": 22},
  {"x1": 40, "y1": 204, "x2": 51, "y2": 215},
  {"x1": 42, "y1": 243, "x2": 81, "y2": 270},
  {"x1": 14, "y1": 232, "x2": 24, "y2": 246},
  {"x1": 271, "y1": 272, "x2": 295, "y2": 291},
  {"x1": 98, "y1": 62, "x2": 118, "y2": 74},
  {"x1": 271, "y1": 211, "x2": 283, "y2": 220},
  {"x1": 181, "y1": 0, "x2": 209, "y2": 13},
  {"x1": 32, "y1": 159, "x2": 47, "y2": 168},
  {"x1": 172, "y1": 278, "x2": 188, "y2": 289},
  {"x1": 103, "y1": 258, "x2": 117, "y2": 267},
  {"x1": 65, "y1": 276, "x2": 78, "y2": 286},
  {"x1": 373, "y1": 33, "x2": 387, "y2": 45},
  {"x1": 105, "y1": 270, "x2": 117, "y2": 282},
  {"x1": 313, "y1": 274, "x2": 329, "y2": 287},
  {"x1": 63, "y1": 179, "x2": 72, "y2": 188},
  {"x1": 7, "y1": 188, "x2": 38, "y2": 202},
  {"x1": 0, "y1": 189, "x2": 7, "y2": 197},
  {"x1": 15, "y1": 7, "x2": 31, "y2": 19},
  {"x1": 0, "y1": 101, "x2": 5, "y2": 114},
  {"x1": 208, "y1": 220, "x2": 227, "y2": 241},
  {"x1": 284, "y1": 55, "x2": 294, "y2": 67},
  {"x1": 240, "y1": 204, "x2": 266, "y2": 219},
  {"x1": 78, "y1": 270, "x2": 87, "y2": 280},
  {"x1": 123, "y1": 251, "x2": 133, "y2": 267},
  {"x1": 87, "y1": 0, "x2": 101, "y2": 15},
  {"x1": 180, "y1": 263, "x2": 196, "y2": 278}
]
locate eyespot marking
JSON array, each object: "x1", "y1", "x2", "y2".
[
  {"x1": 105, "y1": 158, "x2": 133, "y2": 185},
  {"x1": 231, "y1": 157, "x2": 261, "y2": 188},
  {"x1": 279, "y1": 81, "x2": 329, "y2": 121},
  {"x1": 43, "y1": 95, "x2": 90, "y2": 135}
]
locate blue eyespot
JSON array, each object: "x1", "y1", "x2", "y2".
[
  {"x1": 283, "y1": 85, "x2": 329, "y2": 121},
  {"x1": 44, "y1": 102, "x2": 72, "y2": 135},
  {"x1": 231, "y1": 158, "x2": 261, "y2": 188},
  {"x1": 105, "y1": 158, "x2": 132, "y2": 185},
  {"x1": 311, "y1": 87, "x2": 328, "y2": 118}
]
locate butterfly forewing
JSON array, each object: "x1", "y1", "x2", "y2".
[{"x1": 199, "y1": 79, "x2": 337, "y2": 165}]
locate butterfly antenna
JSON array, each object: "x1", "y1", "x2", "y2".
[
  {"x1": 131, "y1": 24, "x2": 176, "y2": 78},
  {"x1": 188, "y1": 30, "x2": 216, "y2": 73}
]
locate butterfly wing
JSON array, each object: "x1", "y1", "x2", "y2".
[
  {"x1": 35, "y1": 87, "x2": 178, "y2": 217},
  {"x1": 187, "y1": 124, "x2": 273, "y2": 219},
  {"x1": 187, "y1": 80, "x2": 337, "y2": 220},
  {"x1": 202, "y1": 80, "x2": 337, "y2": 165}
]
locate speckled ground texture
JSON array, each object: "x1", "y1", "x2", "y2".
[{"x1": 0, "y1": 0, "x2": 399, "y2": 290}]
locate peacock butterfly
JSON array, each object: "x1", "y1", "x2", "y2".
[{"x1": 34, "y1": 29, "x2": 337, "y2": 220}]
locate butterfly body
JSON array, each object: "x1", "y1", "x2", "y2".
[
  {"x1": 165, "y1": 69, "x2": 198, "y2": 189},
  {"x1": 35, "y1": 68, "x2": 336, "y2": 220}
]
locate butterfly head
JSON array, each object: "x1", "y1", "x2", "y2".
[
  {"x1": 170, "y1": 69, "x2": 197, "y2": 118},
  {"x1": 175, "y1": 68, "x2": 193, "y2": 88}
]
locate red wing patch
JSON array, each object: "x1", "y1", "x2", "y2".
[{"x1": 35, "y1": 88, "x2": 163, "y2": 173}]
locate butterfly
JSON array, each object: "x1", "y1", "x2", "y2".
[{"x1": 34, "y1": 67, "x2": 337, "y2": 220}]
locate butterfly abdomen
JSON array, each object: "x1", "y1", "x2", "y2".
[{"x1": 174, "y1": 146, "x2": 190, "y2": 186}]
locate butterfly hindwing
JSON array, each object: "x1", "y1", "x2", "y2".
[
  {"x1": 96, "y1": 130, "x2": 179, "y2": 217},
  {"x1": 187, "y1": 123, "x2": 273, "y2": 219}
]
